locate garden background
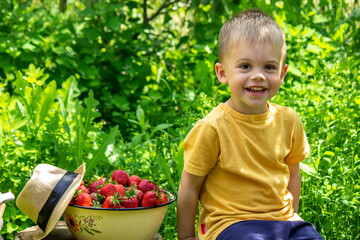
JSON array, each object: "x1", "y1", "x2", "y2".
[{"x1": 0, "y1": 0, "x2": 359, "y2": 239}]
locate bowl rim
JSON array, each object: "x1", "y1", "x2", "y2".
[{"x1": 67, "y1": 191, "x2": 176, "y2": 211}]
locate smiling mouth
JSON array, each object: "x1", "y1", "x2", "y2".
[{"x1": 246, "y1": 87, "x2": 266, "y2": 93}]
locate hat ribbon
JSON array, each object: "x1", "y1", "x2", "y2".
[{"x1": 37, "y1": 171, "x2": 78, "y2": 232}]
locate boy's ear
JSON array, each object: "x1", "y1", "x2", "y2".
[
  {"x1": 280, "y1": 64, "x2": 288, "y2": 84},
  {"x1": 215, "y1": 63, "x2": 228, "y2": 84}
]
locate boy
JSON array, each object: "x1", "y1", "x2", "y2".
[{"x1": 177, "y1": 9, "x2": 324, "y2": 240}]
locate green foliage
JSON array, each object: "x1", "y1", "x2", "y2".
[
  {"x1": 0, "y1": 0, "x2": 360, "y2": 239},
  {"x1": 0, "y1": 64, "x2": 118, "y2": 238}
]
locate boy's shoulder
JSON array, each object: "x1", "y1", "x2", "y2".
[
  {"x1": 199, "y1": 104, "x2": 227, "y2": 123},
  {"x1": 269, "y1": 102, "x2": 301, "y2": 122}
]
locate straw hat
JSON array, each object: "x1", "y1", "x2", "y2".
[{"x1": 16, "y1": 163, "x2": 85, "y2": 240}]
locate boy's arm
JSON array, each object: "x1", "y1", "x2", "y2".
[
  {"x1": 287, "y1": 162, "x2": 301, "y2": 213},
  {"x1": 177, "y1": 170, "x2": 206, "y2": 240}
]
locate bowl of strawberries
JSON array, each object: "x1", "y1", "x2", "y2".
[{"x1": 63, "y1": 169, "x2": 175, "y2": 240}]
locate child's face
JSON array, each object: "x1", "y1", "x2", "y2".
[{"x1": 215, "y1": 41, "x2": 288, "y2": 114}]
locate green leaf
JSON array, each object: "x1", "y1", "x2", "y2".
[
  {"x1": 58, "y1": 96, "x2": 71, "y2": 135},
  {"x1": 174, "y1": 141, "x2": 184, "y2": 181},
  {"x1": 12, "y1": 118, "x2": 27, "y2": 130},
  {"x1": 153, "y1": 123, "x2": 173, "y2": 131},
  {"x1": 83, "y1": 90, "x2": 101, "y2": 135},
  {"x1": 306, "y1": 44, "x2": 323, "y2": 54},
  {"x1": 287, "y1": 64, "x2": 302, "y2": 77},
  {"x1": 52, "y1": 46, "x2": 66, "y2": 55},
  {"x1": 106, "y1": 16, "x2": 120, "y2": 31},
  {"x1": 16, "y1": 100, "x2": 26, "y2": 117},
  {"x1": 323, "y1": 151, "x2": 335, "y2": 157},
  {"x1": 55, "y1": 55, "x2": 74, "y2": 68},
  {"x1": 136, "y1": 105, "x2": 145, "y2": 129},
  {"x1": 355, "y1": 97, "x2": 360, "y2": 105},
  {"x1": 150, "y1": 123, "x2": 173, "y2": 137},
  {"x1": 90, "y1": 229, "x2": 102, "y2": 233},
  {"x1": 36, "y1": 80, "x2": 57, "y2": 127},
  {"x1": 128, "y1": 119, "x2": 139, "y2": 125},
  {"x1": 57, "y1": 76, "x2": 81, "y2": 113},
  {"x1": 300, "y1": 162, "x2": 321, "y2": 179},
  {"x1": 83, "y1": 227, "x2": 94, "y2": 235},
  {"x1": 22, "y1": 42, "x2": 36, "y2": 51},
  {"x1": 313, "y1": 14, "x2": 329, "y2": 24},
  {"x1": 0, "y1": 117, "x2": 4, "y2": 147},
  {"x1": 157, "y1": 155, "x2": 177, "y2": 194},
  {"x1": 131, "y1": 133, "x2": 143, "y2": 147},
  {"x1": 86, "y1": 125, "x2": 119, "y2": 176}
]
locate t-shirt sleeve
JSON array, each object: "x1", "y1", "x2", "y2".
[
  {"x1": 284, "y1": 113, "x2": 311, "y2": 164},
  {"x1": 183, "y1": 120, "x2": 220, "y2": 176}
]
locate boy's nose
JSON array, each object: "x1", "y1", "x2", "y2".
[{"x1": 250, "y1": 70, "x2": 266, "y2": 81}]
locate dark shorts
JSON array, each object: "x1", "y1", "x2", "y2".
[{"x1": 216, "y1": 220, "x2": 324, "y2": 240}]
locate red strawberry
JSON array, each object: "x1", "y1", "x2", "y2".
[
  {"x1": 122, "y1": 188, "x2": 139, "y2": 208},
  {"x1": 89, "y1": 178, "x2": 106, "y2": 193},
  {"x1": 138, "y1": 179, "x2": 157, "y2": 193},
  {"x1": 90, "y1": 192, "x2": 105, "y2": 202},
  {"x1": 158, "y1": 192, "x2": 168, "y2": 205},
  {"x1": 76, "y1": 193, "x2": 92, "y2": 207},
  {"x1": 141, "y1": 191, "x2": 158, "y2": 207},
  {"x1": 115, "y1": 184, "x2": 126, "y2": 197},
  {"x1": 99, "y1": 183, "x2": 117, "y2": 197},
  {"x1": 102, "y1": 195, "x2": 122, "y2": 208},
  {"x1": 122, "y1": 196, "x2": 138, "y2": 208},
  {"x1": 135, "y1": 189, "x2": 144, "y2": 203},
  {"x1": 111, "y1": 170, "x2": 128, "y2": 186},
  {"x1": 77, "y1": 184, "x2": 89, "y2": 194},
  {"x1": 128, "y1": 175, "x2": 141, "y2": 187},
  {"x1": 69, "y1": 197, "x2": 76, "y2": 205}
]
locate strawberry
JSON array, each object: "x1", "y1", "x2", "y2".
[
  {"x1": 138, "y1": 179, "x2": 157, "y2": 193},
  {"x1": 90, "y1": 192, "x2": 105, "y2": 208},
  {"x1": 69, "y1": 197, "x2": 76, "y2": 205},
  {"x1": 122, "y1": 196, "x2": 138, "y2": 208},
  {"x1": 102, "y1": 194, "x2": 122, "y2": 208},
  {"x1": 77, "y1": 184, "x2": 89, "y2": 194},
  {"x1": 76, "y1": 192, "x2": 92, "y2": 207},
  {"x1": 128, "y1": 175, "x2": 141, "y2": 187},
  {"x1": 134, "y1": 189, "x2": 144, "y2": 203},
  {"x1": 157, "y1": 192, "x2": 168, "y2": 205},
  {"x1": 99, "y1": 183, "x2": 117, "y2": 197},
  {"x1": 141, "y1": 191, "x2": 158, "y2": 207},
  {"x1": 90, "y1": 192, "x2": 105, "y2": 202},
  {"x1": 122, "y1": 188, "x2": 139, "y2": 208},
  {"x1": 115, "y1": 184, "x2": 126, "y2": 197},
  {"x1": 89, "y1": 177, "x2": 106, "y2": 193},
  {"x1": 90, "y1": 192, "x2": 97, "y2": 201},
  {"x1": 111, "y1": 170, "x2": 129, "y2": 186}
]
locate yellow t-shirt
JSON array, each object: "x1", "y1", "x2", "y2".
[{"x1": 183, "y1": 102, "x2": 311, "y2": 240}]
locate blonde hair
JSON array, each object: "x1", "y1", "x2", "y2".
[{"x1": 218, "y1": 9, "x2": 286, "y2": 63}]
